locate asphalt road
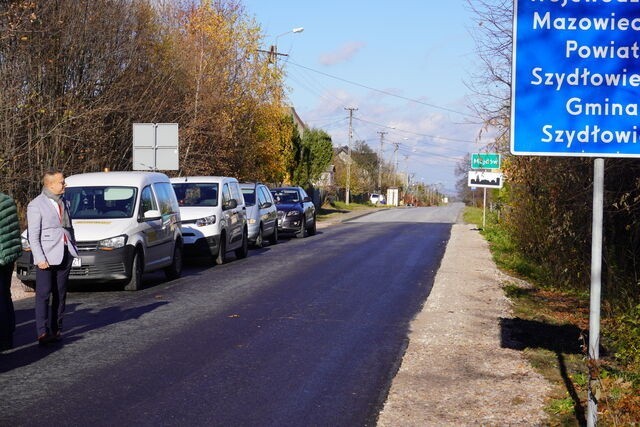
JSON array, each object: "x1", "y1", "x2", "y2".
[{"x1": 0, "y1": 204, "x2": 462, "y2": 427}]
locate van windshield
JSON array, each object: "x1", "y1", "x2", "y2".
[
  {"x1": 66, "y1": 186, "x2": 137, "y2": 219},
  {"x1": 172, "y1": 183, "x2": 219, "y2": 207}
]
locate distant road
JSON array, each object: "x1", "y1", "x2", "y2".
[{"x1": 1, "y1": 203, "x2": 463, "y2": 426}]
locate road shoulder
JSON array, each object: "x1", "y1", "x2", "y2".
[{"x1": 377, "y1": 223, "x2": 551, "y2": 425}]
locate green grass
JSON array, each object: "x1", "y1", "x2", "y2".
[
  {"x1": 462, "y1": 206, "x2": 483, "y2": 228},
  {"x1": 316, "y1": 201, "x2": 373, "y2": 221},
  {"x1": 463, "y1": 205, "x2": 640, "y2": 424},
  {"x1": 464, "y1": 207, "x2": 545, "y2": 282}
]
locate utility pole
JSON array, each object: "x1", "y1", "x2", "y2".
[
  {"x1": 257, "y1": 45, "x2": 290, "y2": 65},
  {"x1": 377, "y1": 131, "x2": 387, "y2": 193},
  {"x1": 257, "y1": 27, "x2": 304, "y2": 65},
  {"x1": 345, "y1": 107, "x2": 357, "y2": 204},
  {"x1": 392, "y1": 142, "x2": 399, "y2": 187}
]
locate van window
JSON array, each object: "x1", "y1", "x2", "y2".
[
  {"x1": 230, "y1": 182, "x2": 243, "y2": 205},
  {"x1": 154, "y1": 182, "x2": 179, "y2": 215},
  {"x1": 222, "y1": 183, "x2": 231, "y2": 206},
  {"x1": 139, "y1": 185, "x2": 158, "y2": 217},
  {"x1": 67, "y1": 186, "x2": 137, "y2": 219},
  {"x1": 259, "y1": 186, "x2": 272, "y2": 205},
  {"x1": 256, "y1": 186, "x2": 266, "y2": 206},
  {"x1": 172, "y1": 183, "x2": 219, "y2": 207}
]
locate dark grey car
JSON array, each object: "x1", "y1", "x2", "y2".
[{"x1": 270, "y1": 186, "x2": 316, "y2": 238}]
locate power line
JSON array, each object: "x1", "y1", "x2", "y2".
[
  {"x1": 287, "y1": 60, "x2": 480, "y2": 120},
  {"x1": 353, "y1": 117, "x2": 477, "y2": 145}
]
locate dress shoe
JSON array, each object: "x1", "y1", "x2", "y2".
[{"x1": 37, "y1": 333, "x2": 52, "y2": 346}]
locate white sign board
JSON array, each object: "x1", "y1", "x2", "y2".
[
  {"x1": 133, "y1": 123, "x2": 179, "y2": 171},
  {"x1": 468, "y1": 171, "x2": 503, "y2": 189}
]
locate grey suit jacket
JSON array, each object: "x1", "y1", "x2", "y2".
[{"x1": 27, "y1": 193, "x2": 78, "y2": 266}]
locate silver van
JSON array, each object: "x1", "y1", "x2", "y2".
[
  {"x1": 17, "y1": 171, "x2": 183, "y2": 291},
  {"x1": 240, "y1": 182, "x2": 278, "y2": 248},
  {"x1": 170, "y1": 176, "x2": 248, "y2": 264}
]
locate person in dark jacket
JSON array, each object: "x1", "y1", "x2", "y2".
[{"x1": 0, "y1": 191, "x2": 22, "y2": 351}]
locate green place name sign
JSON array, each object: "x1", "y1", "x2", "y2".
[{"x1": 471, "y1": 153, "x2": 501, "y2": 169}]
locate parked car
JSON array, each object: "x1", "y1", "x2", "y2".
[
  {"x1": 170, "y1": 176, "x2": 248, "y2": 264},
  {"x1": 16, "y1": 171, "x2": 183, "y2": 291},
  {"x1": 270, "y1": 186, "x2": 316, "y2": 238},
  {"x1": 239, "y1": 182, "x2": 278, "y2": 248},
  {"x1": 369, "y1": 193, "x2": 386, "y2": 205}
]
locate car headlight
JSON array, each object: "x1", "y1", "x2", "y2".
[
  {"x1": 196, "y1": 215, "x2": 216, "y2": 227},
  {"x1": 247, "y1": 218, "x2": 257, "y2": 224},
  {"x1": 21, "y1": 236, "x2": 31, "y2": 251},
  {"x1": 98, "y1": 235, "x2": 127, "y2": 250},
  {"x1": 286, "y1": 210, "x2": 301, "y2": 217}
]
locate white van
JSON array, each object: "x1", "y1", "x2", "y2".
[
  {"x1": 170, "y1": 176, "x2": 248, "y2": 264},
  {"x1": 16, "y1": 171, "x2": 183, "y2": 291}
]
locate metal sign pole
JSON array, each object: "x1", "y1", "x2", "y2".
[
  {"x1": 153, "y1": 124, "x2": 158, "y2": 171},
  {"x1": 588, "y1": 158, "x2": 604, "y2": 427},
  {"x1": 483, "y1": 187, "x2": 487, "y2": 229}
]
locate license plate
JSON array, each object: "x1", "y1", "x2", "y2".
[{"x1": 72, "y1": 257, "x2": 82, "y2": 267}]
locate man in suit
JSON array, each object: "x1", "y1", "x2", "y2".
[{"x1": 27, "y1": 170, "x2": 78, "y2": 345}]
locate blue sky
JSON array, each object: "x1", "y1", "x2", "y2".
[{"x1": 242, "y1": 0, "x2": 489, "y2": 194}]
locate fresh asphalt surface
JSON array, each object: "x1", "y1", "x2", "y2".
[{"x1": 1, "y1": 204, "x2": 462, "y2": 426}]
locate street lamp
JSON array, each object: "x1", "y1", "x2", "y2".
[{"x1": 270, "y1": 27, "x2": 304, "y2": 64}]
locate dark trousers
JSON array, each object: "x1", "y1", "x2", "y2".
[
  {"x1": 35, "y1": 248, "x2": 72, "y2": 337},
  {"x1": 0, "y1": 262, "x2": 16, "y2": 347}
]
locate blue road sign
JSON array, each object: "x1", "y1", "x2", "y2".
[{"x1": 512, "y1": 1, "x2": 640, "y2": 157}]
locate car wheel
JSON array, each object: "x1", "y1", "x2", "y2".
[
  {"x1": 296, "y1": 218, "x2": 307, "y2": 239},
  {"x1": 164, "y1": 241, "x2": 183, "y2": 280},
  {"x1": 235, "y1": 228, "x2": 249, "y2": 259},
  {"x1": 124, "y1": 249, "x2": 144, "y2": 291},
  {"x1": 268, "y1": 224, "x2": 278, "y2": 245},
  {"x1": 254, "y1": 225, "x2": 264, "y2": 248},
  {"x1": 307, "y1": 215, "x2": 317, "y2": 236},
  {"x1": 215, "y1": 232, "x2": 226, "y2": 265}
]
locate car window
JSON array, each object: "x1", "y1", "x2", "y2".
[
  {"x1": 257, "y1": 186, "x2": 268, "y2": 206},
  {"x1": 264, "y1": 187, "x2": 275, "y2": 205},
  {"x1": 271, "y1": 189, "x2": 300, "y2": 204},
  {"x1": 241, "y1": 186, "x2": 256, "y2": 206},
  {"x1": 67, "y1": 186, "x2": 137, "y2": 219},
  {"x1": 222, "y1": 183, "x2": 231, "y2": 206},
  {"x1": 172, "y1": 183, "x2": 219, "y2": 206},
  {"x1": 154, "y1": 182, "x2": 179, "y2": 215},
  {"x1": 139, "y1": 185, "x2": 158, "y2": 218},
  {"x1": 230, "y1": 182, "x2": 243, "y2": 205}
]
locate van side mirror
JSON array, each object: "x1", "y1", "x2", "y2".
[
  {"x1": 142, "y1": 209, "x2": 162, "y2": 221},
  {"x1": 303, "y1": 196, "x2": 311, "y2": 203},
  {"x1": 223, "y1": 199, "x2": 238, "y2": 210},
  {"x1": 260, "y1": 201, "x2": 272, "y2": 209}
]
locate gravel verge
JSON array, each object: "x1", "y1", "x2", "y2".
[{"x1": 377, "y1": 223, "x2": 551, "y2": 426}]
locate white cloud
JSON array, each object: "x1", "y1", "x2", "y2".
[{"x1": 319, "y1": 41, "x2": 366, "y2": 66}]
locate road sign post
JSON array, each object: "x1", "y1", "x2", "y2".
[
  {"x1": 467, "y1": 171, "x2": 503, "y2": 229},
  {"x1": 511, "y1": 2, "x2": 640, "y2": 424},
  {"x1": 589, "y1": 158, "x2": 604, "y2": 427}
]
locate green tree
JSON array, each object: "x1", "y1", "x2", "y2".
[
  {"x1": 290, "y1": 128, "x2": 333, "y2": 187},
  {"x1": 351, "y1": 140, "x2": 378, "y2": 193}
]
